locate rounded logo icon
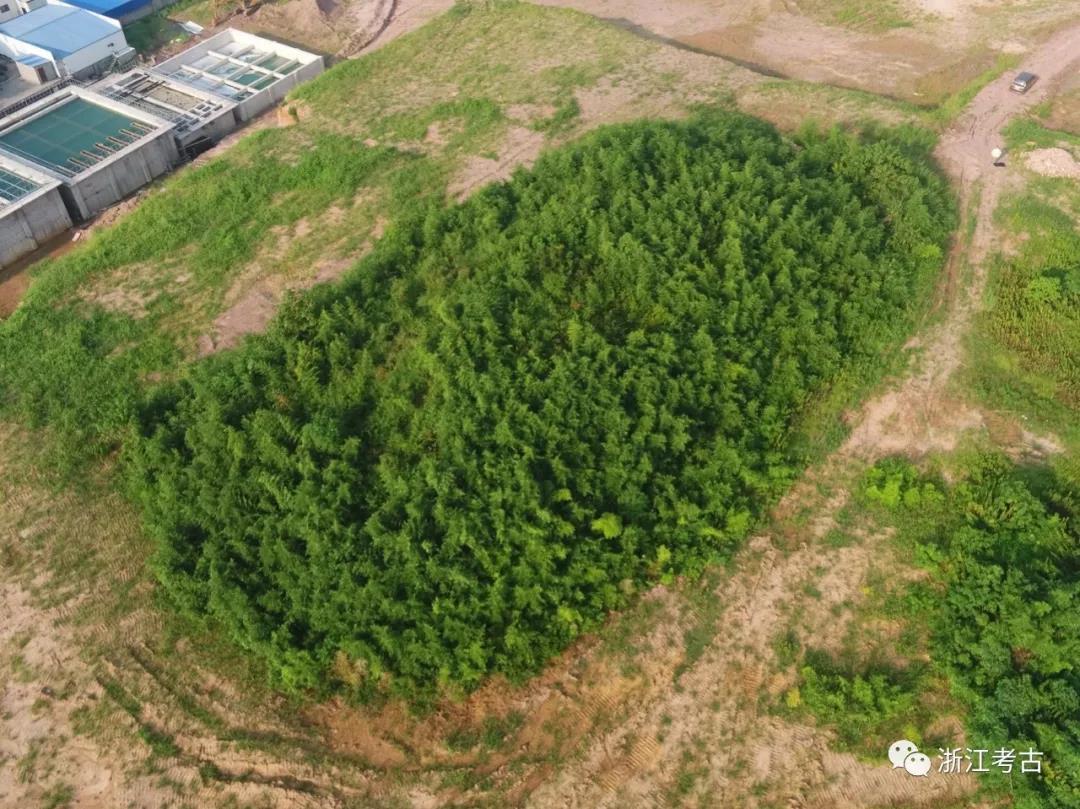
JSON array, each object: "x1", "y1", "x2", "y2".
[
  {"x1": 904, "y1": 752, "x2": 932, "y2": 777},
  {"x1": 888, "y1": 739, "x2": 919, "y2": 769}
]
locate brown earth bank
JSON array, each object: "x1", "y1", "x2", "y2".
[{"x1": 0, "y1": 231, "x2": 82, "y2": 319}]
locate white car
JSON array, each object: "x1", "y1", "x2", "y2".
[{"x1": 1010, "y1": 72, "x2": 1038, "y2": 93}]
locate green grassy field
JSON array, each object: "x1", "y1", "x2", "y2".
[{"x1": 123, "y1": 11, "x2": 191, "y2": 55}]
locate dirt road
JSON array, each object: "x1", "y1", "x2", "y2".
[{"x1": 843, "y1": 21, "x2": 1080, "y2": 460}]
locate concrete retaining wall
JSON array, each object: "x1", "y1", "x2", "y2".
[
  {"x1": 0, "y1": 183, "x2": 71, "y2": 267},
  {"x1": 179, "y1": 107, "x2": 236, "y2": 146},
  {"x1": 62, "y1": 127, "x2": 177, "y2": 219},
  {"x1": 234, "y1": 57, "x2": 324, "y2": 121}
]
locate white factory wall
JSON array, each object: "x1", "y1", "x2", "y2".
[
  {"x1": 89, "y1": 69, "x2": 242, "y2": 148},
  {"x1": 0, "y1": 9, "x2": 124, "y2": 78},
  {"x1": 0, "y1": 87, "x2": 185, "y2": 220},
  {"x1": 61, "y1": 28, "x2": 127, "y2": 76},
  {"x1": 153, "y1": 28, "x2": 321, "y2": 76}
]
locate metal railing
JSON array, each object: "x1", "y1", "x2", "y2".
[{"x1": 0, "y1": 75, "x2": 80, "y2": 121}]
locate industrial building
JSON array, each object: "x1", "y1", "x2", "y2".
[
  {"x1": 153, "y1": 29, "x2": 324, "y2": 121},
  {"x1": 0, "y1": 150, "x2": 70, "y2": 265},
  {"x1": 92, "y1": 69, "x2": 237, "y2": 150},
  {"x1": 65, "y1": 0, "x2": 171, "y2": 24},
  {"x1": 0, "y1": 1, "x2": 132, "y2": 83},
  {"x1": 0, "y1": 85, "x2": 176, "y2": 218},
  {"x1": 0, "y1": 29, "x2": 323, "y2": 268}
]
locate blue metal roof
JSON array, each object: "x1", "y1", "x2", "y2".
[
  {"x1": 15, "y1": 53, "x2": 49, "y2": 66},
  {"x1": 64, "y1": 0, "x2": 152, "y2": 19},
  {"x1": 0, "y1": 3, "x2": 121, "y2": 58}
]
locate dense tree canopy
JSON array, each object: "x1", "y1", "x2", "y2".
[
  {"x1": 129, "y1": 113, "x2": 953, "y2": 692},
  {"x1": 918, "y1": 456, "x2": 1080, "y2": 808}
]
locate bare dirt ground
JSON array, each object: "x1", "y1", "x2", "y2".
[
  {"x1": 0, "y1": 425, "x2": 373, "y2": 809},
  {"x1": 227, "y1": 0, "x2": 394, "y2": 56},
  {"x1": 360, "y1": 0, "x2": 453, "y2": 51},
  {"x1": 518, "y1": 515, "x2": 979, "y2": 808},
  {"x1": 0, "y1": 262, "x2": 30, "y2": 318},
  {"x1": 0, "y1": 231, "x2": 83, "y2": 318},
  {"x1": 529, "y1": 0, "x2": 1080, "y2": 101},
  {"x1": 0, "y1": 578, "x2": 156, "y2": 808},
  {"x1": 1044, "y1": 83, "x2": 1080, "y2": 135},
  {"x1": 1026, "y1": 146, "x2": 1080, "y2": 179},
  {"x1": 199, "y1": 211, "x2": 386, "y2": 355},
  {"x1": 145, "y1": 0, "x2": 395, "y2": 65},
  {"x1": 448, "y1": 124, "x2": 548, "y2": 198}
]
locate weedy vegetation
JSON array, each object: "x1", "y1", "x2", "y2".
[{"x1": 813, "y1": 456, "x2": 1080, "y2": 807}]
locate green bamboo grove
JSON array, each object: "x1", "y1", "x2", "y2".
[{"x1": 128, "y1": 113, "x2": 955, "y2": 693}]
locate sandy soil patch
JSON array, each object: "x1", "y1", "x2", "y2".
[
  {"x1": 448, "y1": 126, "x2": 547, "y2": 198},
  {"x1": 0, "y1": 571, "x2": 343, "y2": 809},
  {"x1": 159, "y1": 0, "x2": 391, "y2": 64},
  {"x1": 83, "y1": 192, "x2": 147, "y2": 234},
  {"x1": 0, "y1": 229, "x2": 87, "y2": 318},
  {"x1": 199, "y1": 212, "x2": 386, "y2": 355},
  {"x1": 446, "y1": 44, "x2": 754, "y2": 197},
  {"x1": 333, "y1": 0, "x2": 395, "y2": 54},
  {"x1": 683, "y1": 13, "x2": 953, "y2": 96},
  {"x1": 0, "y1": 423, "x2": 365, "y2": 809},
  {"x1": 0, "y1": 578, "x2": 180, "y2": 809},
  {"x1": 1042, "y1": 68, "x2": 1080, "y2": 134},
  {"x1": 237, "y1": 0, "x2": 346, "y2": 54},
  {"x1": 361, "y1": 0, "x2": 455, "y2": 52},
  {"x1": 1025, "y1": 146, "x2": 1080, "y2": 178},
  {"x1": 531, "y1": 0, "x2": 1080, "y2": 101},
  {"x1": 578, "y1": 46, "x2": 754, "y2": 121},
  {"x1": 522, "y1": 482, "x2": 977, "y2": 808},
  {"x1": 229, "y1": 0, "x2": 394, "y2": 56}
]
